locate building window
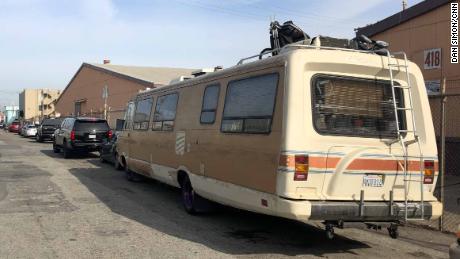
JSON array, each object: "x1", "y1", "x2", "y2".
[
  {"x1": 133, "y1": 98, "x2": 153, "y2": 130},
  {"x1": 312, "y1": 75, "x2": 405, "y2": 138},
  {"x1": 152, "y1": 93, "x2": 179, "y2": 131},
  {"x1": 221, "y1": 73, "x2": 279, "y2": 134},
  {"x1": 74, "y1": 102, "x2": 81, "y2": 116},
  {"x1": 200, "y1": 84, "x2": 220, "y2": 124}
]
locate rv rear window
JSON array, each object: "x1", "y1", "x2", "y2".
[
  {"x1": 152, "y1": 93, "x2": 179, "y2": 131},
  {"x1": 200, "y1": 84, "x2": 220, "y2": 124},
  {"x1": 221, "y1": 73, "x2": 278, "y2": 134},
  {"x1": 312, "y1": 75, "x2": 405, "y2": 138},
  {"x1": 134, "y1": 98, "x2": 153, "y2": 130}
]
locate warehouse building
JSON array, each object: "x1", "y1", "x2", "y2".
[
  {"x1": 55, "y1": 61, "x2": 195, "y2": 127},
  {"x1": 357, "y1": 0, "x2": 460, "y2": 178},
  {"x1": 356, "y1": 0, "x2": 459, "y2": 135},
  {"x1": 356, "y1": 0, "x2": 458, "y2": 92}
]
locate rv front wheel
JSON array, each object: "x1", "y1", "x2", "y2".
[{"x1": 180, "y1": 175, "x2": 197, "y2": 215}]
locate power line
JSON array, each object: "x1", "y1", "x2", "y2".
[
  {"x1": 172, "y1": 0, "x2": 268, "y2": 22},
  {"x1": 180, "y1": 0, "x2": 364, "y2": 32}
]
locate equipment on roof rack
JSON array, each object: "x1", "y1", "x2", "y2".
[
  {"x1": 265, "y1": 20, "x2": 310, "y2": 56},
  {"x1": 240, "y1": 21, "x2": 392, "y2": 65},
  {"x1": 355, "y1": 34, "x2": 389, "y2": 55},
  {"x1": 258, "y1": 20, "x2": 390, "y2": 58}
]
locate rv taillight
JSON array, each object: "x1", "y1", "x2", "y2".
[
  {"x1": 423, "y1": 160, "x2": 435, "y2": 184},
  {"x1": 70, "y1": 130, "x2": 75, "y2": 141},
  {"x1": 294, "y1": 155, "x2": 309, "y2": 181},
  {"x1": 107, "y1": 130, "x2": 113, "y2": 139}
]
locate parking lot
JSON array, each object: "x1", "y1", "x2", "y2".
[{"x1": 0, "y1": 131, "x2": 455, "y2": 258}]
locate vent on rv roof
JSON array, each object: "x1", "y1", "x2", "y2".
[
  {"x1": 192, "y1": 66, "x2": 223, "y2": 77},
  {"x1": 139, "y1": 87, "x2": 152, "y2": 93},
  {"x1": 170, "y1": 76, "x2": 193, "y2": 84}
]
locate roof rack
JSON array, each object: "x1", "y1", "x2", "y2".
[{"x1": 236, "y1": 43, "x2": 375, "y2": 66}]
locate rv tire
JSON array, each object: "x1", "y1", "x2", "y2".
[
  {"x1": 180, "y1": 175, "x2": 197, "y2": 215},
  {"x1": 388, "y1": 224, "x2": 399, "y2": 239}
]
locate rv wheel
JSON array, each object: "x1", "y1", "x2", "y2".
[
  {"x1": 180, "y1": 175, "x2": 197, "y2": 215},
  {"x1": 388, "y1": 224, "x2": 399, "y2": 239}
]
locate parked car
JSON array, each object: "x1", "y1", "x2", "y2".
[
  {"x1": 18, "y1": 121, "x2": 31, "y2": 136},
  {"x1": 22, "y1": 124, "x2": 38, "y2": 137},
  {"x1": 36, "y1": 118, "x2": 64, "y2": 142},
  {"x1": 8, "y1": 121, "x2": 20, "y2": 133},
  {"x1": 53, "y1": 117, "x2": 112, "y2": 158},
  {"x1": 99, "y1": 132, "x2": 122, "y2": 169},
  {"x1": 19, "y1": 123, "x2": 29, "y2": 136},
  {"x1": 450, "y1": 225, "x2": 460, "y2": 258}
]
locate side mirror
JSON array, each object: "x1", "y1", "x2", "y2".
[{"x1": 115, "y1": 119, "x2": 125, "y2": 131}]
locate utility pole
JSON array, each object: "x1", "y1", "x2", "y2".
[
  {"x1": 402, "y1": 0, "x2": 408, "y2": 10},
  {"x1": 40, "y1": 89, "x2": 44, "y2": 122},
  {"x1": 102, "y1": 85, "x2": 108, "y2": 120},
  {"x1": 439, "y1": 78, "x2": 447, "y2": 231}
]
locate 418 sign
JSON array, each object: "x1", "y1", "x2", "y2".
[{"x1": 424, "y1": 48, "x2": 442, "y2": 69}]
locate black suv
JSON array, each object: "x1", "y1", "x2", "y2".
[
  {"x1": 36, "y1": 118, "x2": 64, "y2": 142},
  {"x1": 53, "y1": 117, "x2": 112, "y2": 158}
]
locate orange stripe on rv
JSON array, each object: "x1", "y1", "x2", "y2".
[
  {"x1": 346, "y1": 159, "x2": 439, "y2": 172},
  {"x1": 280, "y1": 154, "x2": 438, "y2": 172}
]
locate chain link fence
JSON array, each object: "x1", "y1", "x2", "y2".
[{"x1": 427, "y1": 79, "x2": 460, "y2": 233}]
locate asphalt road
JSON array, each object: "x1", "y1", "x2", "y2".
[{"x1": 0, "y1": 130, "x2": 455, "y2": 258}]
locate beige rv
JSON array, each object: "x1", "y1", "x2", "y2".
[{"x1": 116, "y1": 43, "x2": 442, "y2": 239}]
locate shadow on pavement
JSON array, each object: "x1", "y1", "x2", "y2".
[
  {"x1": 40, "y1": 149, "x2": 99, "y2": 160},
  {"x1": 48, "y1": 154, "x2": 371, "y2": 257}
]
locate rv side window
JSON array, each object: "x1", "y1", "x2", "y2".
[
  {"x1": 133, "y1": 98, "x2": 153, "y2": 130},
  {"x1": 152, "y1": 93, "x2": 179, "y2": 131},
  {"x1": 221, "y1": 73, "x2": 279, "y2": 134},
  {"x1": 200, "y1": 84, "x2": 220, "y2": 124},
  {"x1": 312, "y1": 75, "x2": 405, "y2": 138}
]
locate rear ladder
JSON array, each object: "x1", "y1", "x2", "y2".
[{"x1": 386, "y1": 51, "x2": 425, "y2": 221}]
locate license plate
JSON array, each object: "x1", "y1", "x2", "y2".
[
  {"x1": 362, "y1": 174, "x2": 384, "y2": 187},
  {"x1": 88, "y1": 134, "x2": 96, "y2": 139}
]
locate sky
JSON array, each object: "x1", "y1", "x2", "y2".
[{"x1": 0, "y1": 0, "x2": 423, "y2": 106}]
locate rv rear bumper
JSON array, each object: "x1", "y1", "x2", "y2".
[{"x1": 307, "y1": 200, "x2": 442, "y2": 221}]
